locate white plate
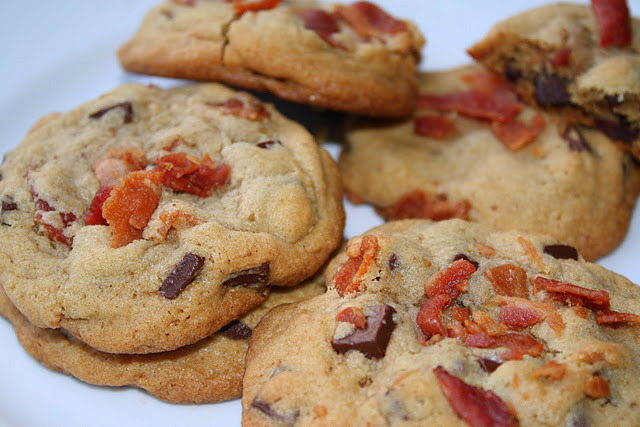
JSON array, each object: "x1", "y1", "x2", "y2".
[{"x1": 1, "y1": 1, "x2": 639, "y2": 426}]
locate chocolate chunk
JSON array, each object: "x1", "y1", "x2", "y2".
[
  {"x1": 453, "y1": 253, "x2": 479, "y2": 270},
  {"x1": 544, "y1": 244, "x2": 579, "y2": 260},
  {"x1": 257, "y1": 139, "x2": 281, "y2": 149},
  {"x1": 89, "y1": 101, "x2": 134, "y2": 123},
  {"x1": 159, "y1": 252, "x2": 205, "y2": 299},
  {"x1": 595, "y1": 118, "x2": 639, "y2": 144},
  {"x1": 251, "y1": 398, "x2": 299, "y2": 425},
  {"x1": 534, "y1": 71, "x2": 571, "y2": 107},
  {"x1": 1, "y1": 198, "x2": 17, "y2": 212},
  {"x1": 504, "y1": 64, "x2": 522, "y2": 82},
  {"x1": 389, "y1": 253, "x2": 400, "y2": 271},
  {"x1": 562, "y1": 124, "x2": 592, "y2": 152},
  {"x1": 332, "y1": 304, "x2": 396, "y2": 359},
  {"x1": 477, "y1": 358, "x2": 503, "y2": 373},
  {"x1": 217, "y1": 320, "x2": 252, "y2": 340},
  {"x1": 222, "y1": 262, "x2": 270, "y2": 287}
]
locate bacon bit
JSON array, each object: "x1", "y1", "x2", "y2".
[
  {"x1": 476, "y1": 243, "x2": 496, "y2": 257},
  {"x1": 414, "y1": 115, "x2": 457, "y2": 139},
  {"x1": 585, "y1": 375, "x2": 611, "y2": 399},
  {"x1": 313, "y1": 405, "x2": 327, "y2": 418},
  {"x1": 533, "y1": 276, "x2": 611, "y2": 312},
  {"x1": 465, "y1": 331, "x2": 494, "y2": 348},
  {"x1": 447, "y1": 321, "x2": 469, "y2": 341},
  {"x1": 433, "y1": 366, "x2": 518, "y2": 427},
  {"x1": 451, "y1": 306, "x2": 470, "y2": 322},
  {"x1": 210, "y1": 97, "x2": 270, "y2": 121},
  {"x1": 464, "y1": 319, "x2": 485, "y2": 336},
  {"x1": 298, "y1": 9, "x2": 346, "y2": 50},
  {"x1": 336, "y1": 307, "x2": 367, "y2": 329},
  {"x1": 155, "y1": 153, "x2": 229, "y2": 197},
  {"x1": 517, "y1": 236, "x2": 547, "y2": 273},
  {"x1": 30, "y1": 189, "x2": 77, "y2": 247},
  {"x1": 416, "y1": 294, "x2": 451, "y2": 338},
  {"x1": 102, "y1": 170, "x2": 164, "y2": 248},
  {"x1": 335, "y1": 1, "x2": 407, "y2": 38},
  {"x1": 331, "y1": 235, "x2": 379, "y2": 296},
  {"x1": 595, "y1": 310, "x2": 640, "y2": 324},
  {"x1": 497, "y1": 296, "x2": 565, "y2": 334},
  {"x1": 531, "y1": 361, "x2": 567, "y2": 380},
  {"x1": 225, "y1": 0, "x2": 281, "y2": 16},
  {"x1": 417, "y1": 90, "x2": 522, "y2": 124},
  {"x1": 378, "y1": 190, "x2": 470, "y2": 222},
  {"x1": 548, "y1": 47, "x2": 571, "y2": 67},
  {"x1": 461, "y1": 71, "x2": 513, "y2": 95},
  {"x1": 155, "y1": 207, "x2": 204, "y2": 240},
  {"x1": 591, "y1": 0, "x2": 632, "y2": 47},
  {"x1": 573, "y1": 305, "x2": 591, "y2": 319},
  {"x1": 485, "y1": 264, "x2": 529, "y2": 299},
  {"x1": 424, "y1": 259, "x2": 477, "y2": 302},
  {"x1": 472, "y1": 311, "x2": 505, "y2": 336},
  {"x1": 492, "y1": 114, "x2": 546, "y2": 151},
  {"x1": 465, "y1": 332, "x2": 545, "y2": 360},
  {"x1": 93, "y1": 146, "x2": 148, "y2": 187},
  {"x1": 84, "y1": 185, "x2": 113, "y2": 226}
]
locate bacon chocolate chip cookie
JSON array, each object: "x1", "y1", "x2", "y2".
[
  {"x1": 339, "y1": 65, "x2": 640, "y2": 261},
  {"x1": 117, "y1": 0, "x2": 425, "y2": 118},
  {"x1": 0, "y1": 82, "x2": 344, "y2": 354},
  {"x1": 468, "y1": 1, "x2": 640, "y2": 160},
  {"x1": 242, "y1": 219, "x2": 640, "y2": 426}
]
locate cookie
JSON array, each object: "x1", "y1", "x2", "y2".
[
  {"x1": 339, "y1": 65, "x2": 640, "y2": 261},
  {"x1": 467, "y1": 2, "x2": 640, "y2": 160},
  {"x1": 117, "y1": 0, "x2": 425, "y2": 118},
  {"x1": 0, "y1": 272, "x2": 324, "y2": 404},
  {"x1": 0, "y1": 82, "x2": 344, "y2": 354},
  {"x1": 242, "y1": 219, "x2": 640, "y2": 426}
]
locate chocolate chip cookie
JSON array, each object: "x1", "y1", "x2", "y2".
[
  {"x1": 339, "y1": 65, "x2": 640, "y2": 261},
  {"x1": 118, "y1": 0, "x2": 425, "y2": 117},
  {"x1": 0, "y1": 82, "x2": 344, "y2": 354},
  {"x1": 467, "y1": 2, "x2": 640, "y2": 160},
  {"x1": 0, "y1": 272, "x2": 324, "y2": 403},
  {"x1": 242, "y1": 219, "x2": 640, "y2": 426}
]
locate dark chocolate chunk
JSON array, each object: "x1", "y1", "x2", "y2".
[
  {"x1": 534, "y1": 71, "x2": 571, "y2": 107},
  {"x1": 222, "y1": 262, "x2": 270, "y2": 287},
  {"x1": 1, "y1": 198, "x2": 18, "y2": 212},
  {"x1": 562, "y1": 124, "x2": 592, "y2": 153},
  {"x1": 453, "y1": 253, "x2": 479, "y2": 270},
  {"x1": 257, "y1": 139, "x2": 281, "y2": 149},
  {"x1": 89, "y1": 101, "x2": 134, "y2": 124},
  {"x1": 159, "y1": 252, "x2": 205, "y2": 299},
  {"x1": 477, "y1": 358, "x2": 503, "y2": 373},
  {"x1": 389, "y1": 253, "x2": 400, "y2": 271},
  {"x1": 504, "y1": 64, "x2": 522, "y2": 82},
  {"x1": 544, "y1": 244, "x2": 579, "y2": 260},
  {"x1": 251, "y1": 398, "x2": 299, "y2": 425},
  {"x1": 332, "y1": 304, "x2": 396, "y2": 359},
  {"x1": 595, "y1": 118, "x2": 639, "y2": 144},
  {"x1": 217, "y1": 320, "x2": 252, "y2": 340}
]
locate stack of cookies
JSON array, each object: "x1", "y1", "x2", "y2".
[{"x1": 1, "y1": 0, "x2": 640, "y2": 425}]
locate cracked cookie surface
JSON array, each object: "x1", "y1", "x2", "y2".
[
  {"x1": 117, "y1": 0, "x2": 425, "y2": 117},
  {"x1": 242, "y1": 219, "x2": 640, "y2": 426},
  {"x1": 339, "y1": 65, "x2": 640, "y2": 261},
  {"x1": 0, "y1": 82, "x2": 344, "y2": 354}
]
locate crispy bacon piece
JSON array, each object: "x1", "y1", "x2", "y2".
[
  {"x1": 84, "y1": 185, "x2": 113, "y2": 226},
  {"x1": 414, "y1": 115, "x2": 457, "y2": 139},
  {"x1": 497, "y1": 296, "x2": 565, "y2": 334},
  {"x1": 591, "y1": 0, "x2": 632, "y2": 47},
  {"x1": 424, "y1": 258, "x2": 476, "y2": 301},
  {"x1": 30, "y1": 188, "x2": 77, "y2": 247},
  {"x1": 93, "y1": 146, "x2": 148, "y2": 187},
  {"x1": 102, "y1": 170, "x2": 164, "y2": 248},
  {"x1": 530, "y1": 361, "x2": 567, "y2": 380},
  {"x1": 585, "y1": 375, "x2": 611, "y2": 399},
  {"x1": 334, "y1": 1, "x2": 407, "y2": 38},
  {"x1": 155, "y1": 153, "x2": 229, "y2": 198},
  {"x1": 492, "y1": 114, "x2": 546, "y2": 151},
  {"x1": 461, "y1": 71, "x2": 513, "y2": 95},
  {"x1": 155, "y1": 207, "x2": 204, "y2": 240},
  {"x1": 378, "y1": 190, "x2": 470, "y2": 221},
  {"x1": 595, "y1": 310, "x2": 640, "y2": 324},
  {"x1": 517, "y1": 236, "x2": 547, "y2": 273},
  {"x1": 417, "y1": 90, "x2": 522, "y2": 124},
  {"x1": 485, "y1": 264, "x2": 529, "y2": 299},
  {"x1": 298, "y1": 9, "x2": 346, "y2": 49},
  {"x1": 433, "y1": 366, "x2": 518, "y2": 427},
  {"x1": 534, "y1": 276, "x2": 610, "y2": 312},
  {"x1": 210, "y1": 97, "x2": 270, "y2": 121},
  {"x1": 336, "y1": 307, "x2": 367, "y2": 329},
  {"x1": 416, "y1": 294, "x2": 451, "y2": 338},
  {"x1": 472, "y1": 311, "x2": 505, "y2": 336},
  {"x1": 331, "y1": 235, "x2": 379, "y2": 296},
  {"x1": 225, "y1": 0, "x2": 281, "y2": 16},
  {"x1": 465, "y1": 331, "x2": 545, "y2": 360},
  {"x1": 451, "y1": 306, "x2": 470, "y2": 322}
]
